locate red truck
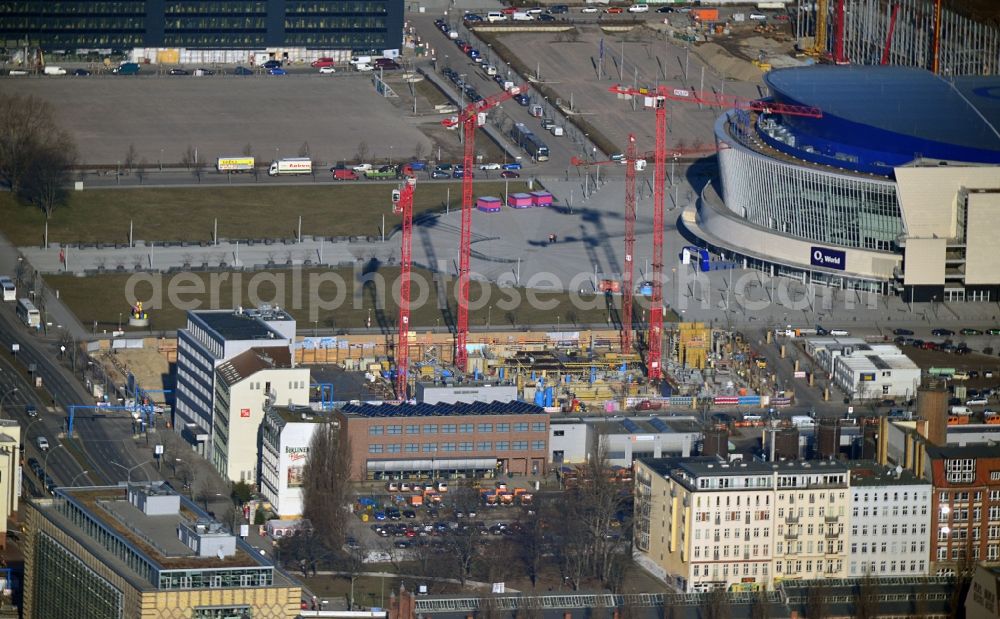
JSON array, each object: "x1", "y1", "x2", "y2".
[{"x1": 331, "y1": 166, "x2": 359, "y2": 180}]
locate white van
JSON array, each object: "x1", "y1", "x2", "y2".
[
  {"x1": 749, "y1": 12, "x2": 768, "y2": 20},
  {"x1": 37, "y1": 436, "x2": 50, "y2": 451},
  {"x1": 512, "y1": 11, "x2": 533, "y2": 21},
  {"x1": 487, "y1": 11, "x2": 506, "y2": 22},
  {"x1": 950, "y1": 406, "x2": 972, "y2": 416},
  {"x1": 830, "y1": 329, "x2": 850, "y2": 336}
]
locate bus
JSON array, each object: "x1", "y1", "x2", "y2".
[
  {"x1": 17, "y1": 298, "x2": 40, "y2": 328},
  {"x1": 0, "y1": 276, "x2": 15, "y2": 302},
  {"x1": 510, "y1": 122, "x2": 549, "y2": 162}
]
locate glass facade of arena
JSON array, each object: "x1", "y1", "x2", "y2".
[
  {"x1": 0, "y1": 0, "x2": 402, "y2": 52},
  {"x1": 717, "y1": 113, "x2": 904, "y2": 252},
  {"x1": 32, "y1": 533, "x2": 125, "y2": 619}
]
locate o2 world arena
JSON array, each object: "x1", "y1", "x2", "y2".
[{"x1": 684, "y1": 65, "x2": 1000, "y2": 302}]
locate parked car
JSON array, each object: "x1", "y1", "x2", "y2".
[
  {"x1": 628, "y1": 4, "x2": 649, "y2": 12},
  {"x1": 480, "y1": 163, "x2": 502, "y2": 170},
  {"x1": 268, "y1": 68, "x2": 287, "y2": 75},
  {"x1": 168, "y1": 68, "x2": 189, "y2": 75},
  {"x1": 892, "y1": 328, "x2": 914, "y2": 336},
  {"x1": 961, "y1": 328, "x2": 982, "y2": 335},
  {"x1": 319, "y1": 66, "x2": 336, "y2": 74},
  {"x1": 195, "y1": 68, "x2": 215, "y2": 75},
  {"x1": 331, "y1": 166, "x2": 359, "y2": 180},
  {"x1": 501, "y1": 170, "x2": 520, "y2": 178},
  {"x1": 502, "y1": 162, "x2": 523, "y2": 170},
  {"x1": 26, "y1": 405, "x2": 37, "y2": 418},
  {"x1": 431, "y1": 170, "x2": 451, "y2": 179},
  {"x1": 234, "y1": 66, "x2": 253, "y2": 75},
  {"x1": 605, "y1": 7, "x2": 625, "y2": 14},
  {"x1": 547, "y1": 4, "x2": 569, "y2": 13},
  {"x1": 262, "y1": 59, "x2": 282, "y2": 69},
  {"x1": 538, "y1": 14, "x2": 556, "y2": 21},
  {"x1": 581, "y1": 6, "x2": 599, "y2": 12},
  {"x1": 988, "y1": 328, "x2": 1000, "y2": 335},
  {"x1": 655, "y1": 5, "x2": 675, "y2": 12},
  {"x1": 932, "y1": 328, "x2": 955, "y2": 336},
  {"x1": 72, "y1": 68, "x2": 91, "y2": 76}
]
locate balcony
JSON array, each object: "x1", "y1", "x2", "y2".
[
  {"x1": 784, "y1": 530, "x2": 798, "y2": 540},
  {"x1": 824, "y1": 514, "x2": 839, "y2": 523},
  {"x1": 825, "y1": 530, "x2": 840, "y2": 539},
  {"x1": 785, "y1": 514, "x2": 799, "y2": 524}
]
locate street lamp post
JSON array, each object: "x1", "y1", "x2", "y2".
[
  {"x1": 70, "y1": 470, "x2": 91, "y2": 487},
  {"x1": 43, "y1": 444, "x2": 66, "y2": 491},
  {"x1": 110, "y1": 459, "x2": 155, "y2": 484}
]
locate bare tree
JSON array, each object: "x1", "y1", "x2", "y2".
[
  {"x1": 136, "y1": 158, "x2": 148, "y2": 184},
  {"x1": 854, "y1": 571, "x2": 878, "y2": 619},
  {"x1": 443, "y1": 516, "x2": 481, "y2": 587},
  {"x1": 702, "y1": 587, "x2": 730, "y2": 619},
  {"x1": 123, "y1": 143, "x2": 138, "y2": 174},
  {"x1": 20, "y1": 136, "x2": 77, "y2": 248},
  {"x1": 413, "y1": 142, "x2": 426, "y2": 162},
  {"x1": 355, "y1": 140, "x2": 370, "y2": 163},
  {"x1": 0, "y1": 94, "x2": 73, "y2": 193},
  {"x1": 298, "y1": 141, "x2": 311, "y2": 157},
  {"x1": 750, "y1": 588, "x2": 771, "y2": 619},
  {"x1": 805, "y1": 584, "x2": 828, "y2": 619},
  {"x1": 517, "y1": 512, "x2": 546, "y2": 588},
  {"x1": 180, "y1": 145, "x2": 197, "y2": 170},
  {"x1": 301, "y1": 421, "x2": 352, "y2": 551},
  {"x1": 242, "y1": 142, "x2": 254, "y2": 157}
]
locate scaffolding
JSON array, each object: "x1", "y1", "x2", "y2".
[{"x1": 802, "y1": 0, "x2": 1000, "y2": 76}]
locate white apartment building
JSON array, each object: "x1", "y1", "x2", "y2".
[
  {"x1": 260, "y1": 405, "x2": 336, "y2": 518},
  {"x1": 174, "y1": 306, "x2": 296, "y2": 458},
  {"x1": 212, "y1": 348, "x2": 311, "y2": 483},
  {"x1": 635, "y1": 457, "x2": 850, "y2": 593},
  {"x1": 847, "y1": 466, "x2": 931, "y2": 577}
]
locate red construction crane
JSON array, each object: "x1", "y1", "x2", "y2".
[
  {"x1": 442, "y1": 84, "x2": 528, "y2": 371},
  {"x1": 391, "y1": 176, "x2": 417, "y2": 400},
  {"x1": 834, "y1": 0, "x2": 848, "y2": 65},
  {"x1": 608, "y1": 84, "x2": 822, "y2": 379}
]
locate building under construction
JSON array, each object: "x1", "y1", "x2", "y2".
[{"x1": 804, "y1": 0, "x2": 1000, "y2": 75}]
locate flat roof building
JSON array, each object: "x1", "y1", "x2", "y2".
[
  {"x1": 22, "y1": 483, "x2": 301, "y2": 618},
  {"x1": 550, "y1": 416, "x2": 701, "y2": 468},
  {"x1": 175, "y1": 306, "x2": 295, "y2": 459},
  {"x1": 337, "y1": 401, "x2": 548, "y2": 481},
  {"x1": 1, "y1": 0, "x2": 404, "y2": 56}
]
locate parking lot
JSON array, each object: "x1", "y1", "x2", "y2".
[{"x1": 10, "y1": 73, "x2": 434, "y2": 166}]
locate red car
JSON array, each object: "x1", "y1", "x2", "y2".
[
  {"x1": 331, "y1": 167, "x2": 359, "y2": 180},
  {"x1": 501, "y1": 6, "x2": 517, "y2": 14},
  {"x1": 310, "y1": 57, "x2": 334, "y2": 68},
  {"x1": 605, "y1": 6, "x2": 624, "y2": 13}
]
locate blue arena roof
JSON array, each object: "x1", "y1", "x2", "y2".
[
  {"x1": 341, "y1": 400, "x2": 545, "y2": 418},
  {"x1": 762, "y1": 66, "x2": 1000, "y2": 174}
]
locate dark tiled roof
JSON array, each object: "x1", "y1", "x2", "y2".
[{"x1": 216, "y1": 347, "x2": 292, "y2": 387}]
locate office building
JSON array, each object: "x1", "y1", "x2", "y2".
[
  {"x1": 0, "y1": 420, "x2": 20, "y2": 548},
  {"x1": 213, "y1": 347, "x2": 310, "y2": 483},
  {"x1": 336, "y1": 401, "x2": 548, "y2": 481},
  {"x1": 847, "y1": 464, "x2": 931, "y2": 577},
  {"x1": 174, "y1": 306, "x2": 295, "y2": 458},
  {"x1": 260, "y1": 404, "x2": 338, "y2": 518},
  {"x1": 22, "y1": 483, "x2": 301, "y2": 618},
  {"x1": 1, "y1": 0, "x2": 403, "y2": 56},
  {"x1": 549, "y1": 416, "x2": 701, "y2": 468},
  {"x1": 634, "y1": 457, "x2": 849, "y2": 592},
  {"x1": 684, "y1": 65, "x2": 1000, "y2": 299}
]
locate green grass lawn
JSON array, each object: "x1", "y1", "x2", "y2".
[
  {"x1": 46, "y1": 267, "x2": 623, "y2": 332},
  {"x1": 0, "y1": 181, "x2": 530, "y2": 247}
]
